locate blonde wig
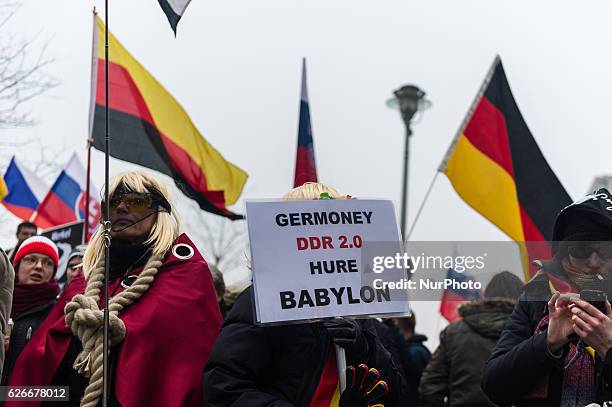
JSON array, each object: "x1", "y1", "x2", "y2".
[
  {"x1": 245, "y1": 182, "x2": 344, "y2": 272},
  {"x1": 282, "y1": 182, "x2": 344, "y2": 201},
  {"x1": 82, "y1": 171, "x2": 180, "y2": 277}
]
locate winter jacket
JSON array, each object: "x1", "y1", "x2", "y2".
[
  {"x1": 0, "y1": 250, "x2": 14, "y2": 378},
  {"x1": 373, "y1": 320, "x2": 408, "y2": 377},
  {"x1": 482, "y1": 263, "x2": 612, "y2": 406},
  {"x1": 399, "y1": 333, "x2": 430, "y2": 407},
  {"x1": 204, "y1": 286, "x2": 409, "y2": 407},
  {"x1": 419, "y1": 299, "x2": 514, "y2": 407},
  {"x1": 1, "y1": 302, "x2": 53, "y2": 385}
]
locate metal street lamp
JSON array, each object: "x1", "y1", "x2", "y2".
[{"x1": 386, "y1": 85, "x2": 431, "y2": 241}]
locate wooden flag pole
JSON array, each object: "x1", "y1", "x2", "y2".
[{"x1": 84, "y1": 137, "x2": 91, "y2": 244}]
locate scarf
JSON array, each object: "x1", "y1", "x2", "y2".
[
  {"x1": 108, "y1": 240, "x2": 151, "y2": 280},
  {"x1": 11, "y1": 280, "x2": 60, "y2": 318},
  {"x1": 309, "y1": 348, "x2": 341, "y2": 407},
  {"x1": 534, "y1": 313, "x2": 595, "y2": 407},
  {"x1": 562, "y1": 260, "x2": 607, "y2": 291}
]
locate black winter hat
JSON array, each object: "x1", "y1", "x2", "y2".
[{"x1": 552, "y1": 188, "x2": 612, "y2": 254}]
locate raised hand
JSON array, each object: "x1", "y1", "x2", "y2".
[{"x1": 546, "y1": 292, "x2": 577, "y2": 353}]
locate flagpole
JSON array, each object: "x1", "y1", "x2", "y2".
[
  {"x1": 102, "y1": 0, "x2": 111, "y2": 405},
  {"x1": 84, "y1": 138, "x2": 91, "y2": 244},
  {"x1": 87, "y1": 7, "x2": 99, "y2": 245},
  {"x1": 405, "y1": 171, "x2": 440, "y2": 241}
]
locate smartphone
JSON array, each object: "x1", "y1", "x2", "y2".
[{"x1": 580, "y1": 289, "x2": 607, "y2": 313}]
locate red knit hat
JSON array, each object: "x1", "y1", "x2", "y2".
[{"x1": 13, "y1": 236, "x2": 59, "y2": 270}]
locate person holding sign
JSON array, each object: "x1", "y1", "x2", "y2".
[
  {"x1": 5, "y1": 171, "x2": 222, "y2": 407},
  {"x1": 204, "y1": 182, "x2": 408, "y2": 407}
]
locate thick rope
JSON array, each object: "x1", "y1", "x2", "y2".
[{"x1": 64, "y1": 254, "x2": 163, "y2": 407}]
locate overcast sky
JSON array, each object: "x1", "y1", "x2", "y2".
[{"x1": 2, "y1": 0, "x2": 611, "y2": 345}]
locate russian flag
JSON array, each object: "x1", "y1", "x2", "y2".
[
  {"x1": 439, "y1": 267, "x2": 482, "y2": 323},
  {"x1": 33, "y1": 154, "x2": 101, "y2": 237},
  {"x1": 2, "y1": 157, "x2": 49, "y2": 220},
  {"x1": 293, "y1": 58, "x2": 318, "y2": 188}
]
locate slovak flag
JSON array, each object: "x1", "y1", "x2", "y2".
[
  {"x1": 293, "y1": 58, "x2": 318, "y2": 188},
  {"x1": 2, "y1": 157, "x2": 49, "y2": 220},
  {"x1": 33, "y1": 154, "x2": 101, "y2": 238}
]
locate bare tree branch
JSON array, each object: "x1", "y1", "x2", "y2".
[
  {"x1": 182, "y1": 209, "x2": 250, "y2": 279},
  {"x1": 0, "y1": 2, "x2": 57, "y2": 131}
]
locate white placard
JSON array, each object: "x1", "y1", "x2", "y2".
[{"x1": 247, "y1": 199, "x2": 410, "y2": 324}]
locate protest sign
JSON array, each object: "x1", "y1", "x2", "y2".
[{"x1": 247, "y1": 199, "x2": 409, "y2": 324}]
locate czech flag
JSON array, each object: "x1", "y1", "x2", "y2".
[
  {"x1": 90, "y1": 16, "x2": 247, "y2": 220},
  {"x1": 440, "y1": 56, "x2": 571, "y2": 279},
  {"x1": 294, "y1": 58, "x2": 318, "y2": 188},
  {"x1": 33, "y1": 154, "x2": 101, "y2": 237},
  {"x1": 2, "y1": 157, "x2": 49, "y2": 220},
  {"x1": 439, "y1": 268, "x2": 482, "y2": 323}
]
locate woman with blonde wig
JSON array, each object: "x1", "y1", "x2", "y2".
[
  {"x1": 7, "y1": 171, "x2": 222, "y2": 407},
  {"x1": 204, "y1": 182, "x2": 408, "y2": 407}
]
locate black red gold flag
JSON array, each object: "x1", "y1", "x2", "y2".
[
  {"x1": 440, "y1": 56, "x2": 571, "y2": 278},
  {"x1": 89, "y1": 16, "x2": 247, "y2": 220}
]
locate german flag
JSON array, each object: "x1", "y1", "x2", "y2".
[
  {"x1": 440, "y1": 56, "x2": 571, "y2": 278},
  {"x1": 89, "y1": 15, "x2": 247, "y2": 219}
]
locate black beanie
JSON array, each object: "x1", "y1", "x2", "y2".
[{"x1": 552, "y1": 188, "x2": 612, "y2": 254}]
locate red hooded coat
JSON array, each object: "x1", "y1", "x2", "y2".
[{"x1": 7, "y1": 234, "x2": 222, "y2": 407}]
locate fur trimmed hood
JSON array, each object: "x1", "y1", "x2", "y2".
[{"x1": 458, "y1": 299, "x2": 516, "y2": 339}]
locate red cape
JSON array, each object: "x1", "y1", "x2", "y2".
[{"x1": 7, "y1": 234, "x2": 222, "y2": 407}]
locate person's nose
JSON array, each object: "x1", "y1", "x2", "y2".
[
  {"x1": 586, "y1": 251, "x2": 605, "y2": 269},
  {"x1": 32, "y1": 259, "x2": 44, "y2": 271},
  {"x1": 115, "y1": 200, "x2": 129, "y2": 214}
]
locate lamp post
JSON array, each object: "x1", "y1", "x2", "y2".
[{"x1": 386, "y1": 85, "x2": 431, "y2": 241}]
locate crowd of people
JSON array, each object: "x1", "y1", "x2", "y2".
[{"x1": 1, "y1": 171, "x2": 612, "y2": 406}]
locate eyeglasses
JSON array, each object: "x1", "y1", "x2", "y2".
[
  {"x1": 107, "y1": 192, "x2": 156, "y2": 216},
  {"x1": 567, "y1": 244, "x2": 612, "y2": 260},
  {"x1": 21, "y1": 255, "x2": 54, "y2": 270}
]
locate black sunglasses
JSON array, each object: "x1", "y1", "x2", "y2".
[{"x1": 567, "y1": 244, "x2": 612, "y2": 260}]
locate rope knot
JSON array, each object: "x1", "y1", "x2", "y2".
[{"x1": 65, "y1": 254, "x2": 163, "y2": 406}]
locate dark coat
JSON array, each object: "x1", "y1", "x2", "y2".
[
  {"x1": 372, "y1": 319, "x2": 431, "y2": 407},
  {"x1": 399, "y1": 333, "x2": 430, "y2": 407},
  {"x1": 419, "y1": 299, "x2": 514, "y2": 407},
  {"x1": 1, "y1": 302, "x2": 54, "y2": 385},
  {"x1": 482, "y1": 265, "x2": 612, "y2": 406},
  {"x1": 373, "y1": 319, "x2": 408, "y2": 378},
  {"x1": 204, "y1": 286, "x2": 409, "y2": 407}
]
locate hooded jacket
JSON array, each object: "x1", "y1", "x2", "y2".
[
  {"x1": 482, "y1": 188, "x2": 612, "y2": 406},
  {"x1": 419, "y1": 299, "x2": 515, "y2": 407}
]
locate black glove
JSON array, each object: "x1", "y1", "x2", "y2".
[
  {"x1": 339, "y1": 364, "x2": 388, "y2": 407},
  {"x1": 322, "y1": 317, "x2": 368, "y2": 358}
]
